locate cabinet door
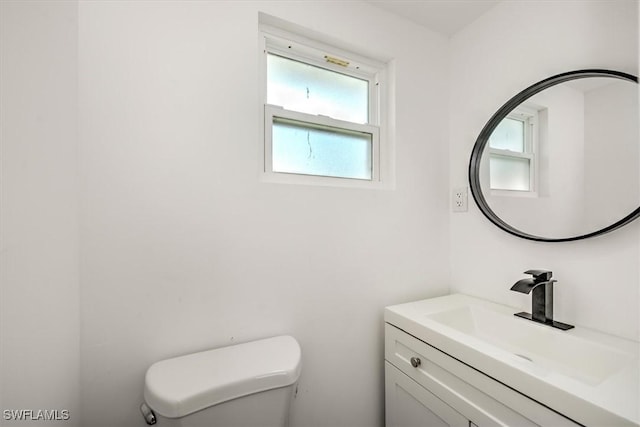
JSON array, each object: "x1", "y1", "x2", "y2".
[{"x1": 385, "y1": 362, "x2": 468, "y2": 427}]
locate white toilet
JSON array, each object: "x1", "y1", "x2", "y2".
[{"x1": 142, "y1": 335, "x2": 302, "y2": 426}]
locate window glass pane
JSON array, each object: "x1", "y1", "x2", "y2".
[
  {"x1": 272, "y1": 117, "x2": 372, "y2": 180},
  {"x1": 267, "y1": 53, "x2": 369, "y2": 124},
  {"x1": 490, "y1": 154, "x2": 530, "y2": 191},
  {"x1": 489, "y1": 118, "x2": 524, "y2": 152}
]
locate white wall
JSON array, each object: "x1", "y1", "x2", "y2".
[
  {"x1": 77, "y1": 2, "x2": 449, "y2": 426},
  {"x1": 0, "y1": 1, "x2": 80, "y2": 425},
  {"x1": 450, "y1": 0, "x2": 639, "y2": 341}
]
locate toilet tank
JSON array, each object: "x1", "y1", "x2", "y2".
[{"x1": 143, "y1": 335, "x2": 302, "y2": 426}]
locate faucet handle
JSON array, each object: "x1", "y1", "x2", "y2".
[{"x1": 524, "y1": 269, "x2": 553, "y2": 282}]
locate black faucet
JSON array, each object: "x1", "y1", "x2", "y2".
[{"x1": 510, "y1": 270, "x2": 574, "y2": 330}]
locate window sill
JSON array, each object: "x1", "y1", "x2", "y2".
[{"x1": 260, "y1": 170, "x2": 392, "y2": 190}]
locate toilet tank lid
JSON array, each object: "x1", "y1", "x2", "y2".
[{"x1": 144, "y1": 335, "x2": 302, "y2": 419}]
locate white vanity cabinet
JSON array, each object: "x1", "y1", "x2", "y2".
[{"x1": 384, "y1": 323, "x2": 580, "y2": 427}]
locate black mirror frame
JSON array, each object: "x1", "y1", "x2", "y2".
[{"x1": 469, "y1": 69, "x2": 640, "y2": 242}]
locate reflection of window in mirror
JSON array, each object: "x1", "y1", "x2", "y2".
[{"x1": 488, "y1": 106, "x2": 539, "y2": 195}]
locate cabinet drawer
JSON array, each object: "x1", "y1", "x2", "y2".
[
  {"x1": 386, "y1": 362, "x2": 469, "y2": 427},
  {"x1": 385, "y1": 323, "x2": 580, "y2": 427}
]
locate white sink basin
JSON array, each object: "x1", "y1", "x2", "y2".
[
  {"x1": 427, "y1": 304, "x2": 632, "y2": 386},
  {"x1": 385, "y1": 294, "x2": 640, "y2": 426}
]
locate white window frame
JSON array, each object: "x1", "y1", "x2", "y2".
[
  {"x1": 489, "y1": 106, "x2": 539, "y2": 197},
  {"x1": 264, "y1": 105, "x2": 380, "y2": 180},
  {"x1": 259, "y1": 23, "x2": 388, "y2": 188}
]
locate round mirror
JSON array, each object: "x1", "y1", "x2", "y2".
[{"x1": 469, "y1": 69, "x2": 639, "y2": 242}]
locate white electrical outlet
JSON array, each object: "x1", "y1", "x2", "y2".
[{"x1": 452, "y1": 187, "x2": 468, "y2": 212}]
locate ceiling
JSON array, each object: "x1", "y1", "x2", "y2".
[{"x1": 366, "y1": 0, "x2": 501, "y2": 37}]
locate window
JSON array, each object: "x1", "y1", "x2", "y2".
[
  {"x1": 260, "y1": 24, "x2": 386, "y2": 186},
  {"x1": 488, "y1": 107, "x2": 538, "y2": 193}
]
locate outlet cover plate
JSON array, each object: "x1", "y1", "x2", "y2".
[{"x1": 452, "y1": 187, "x2": 468, "y2": 212}]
